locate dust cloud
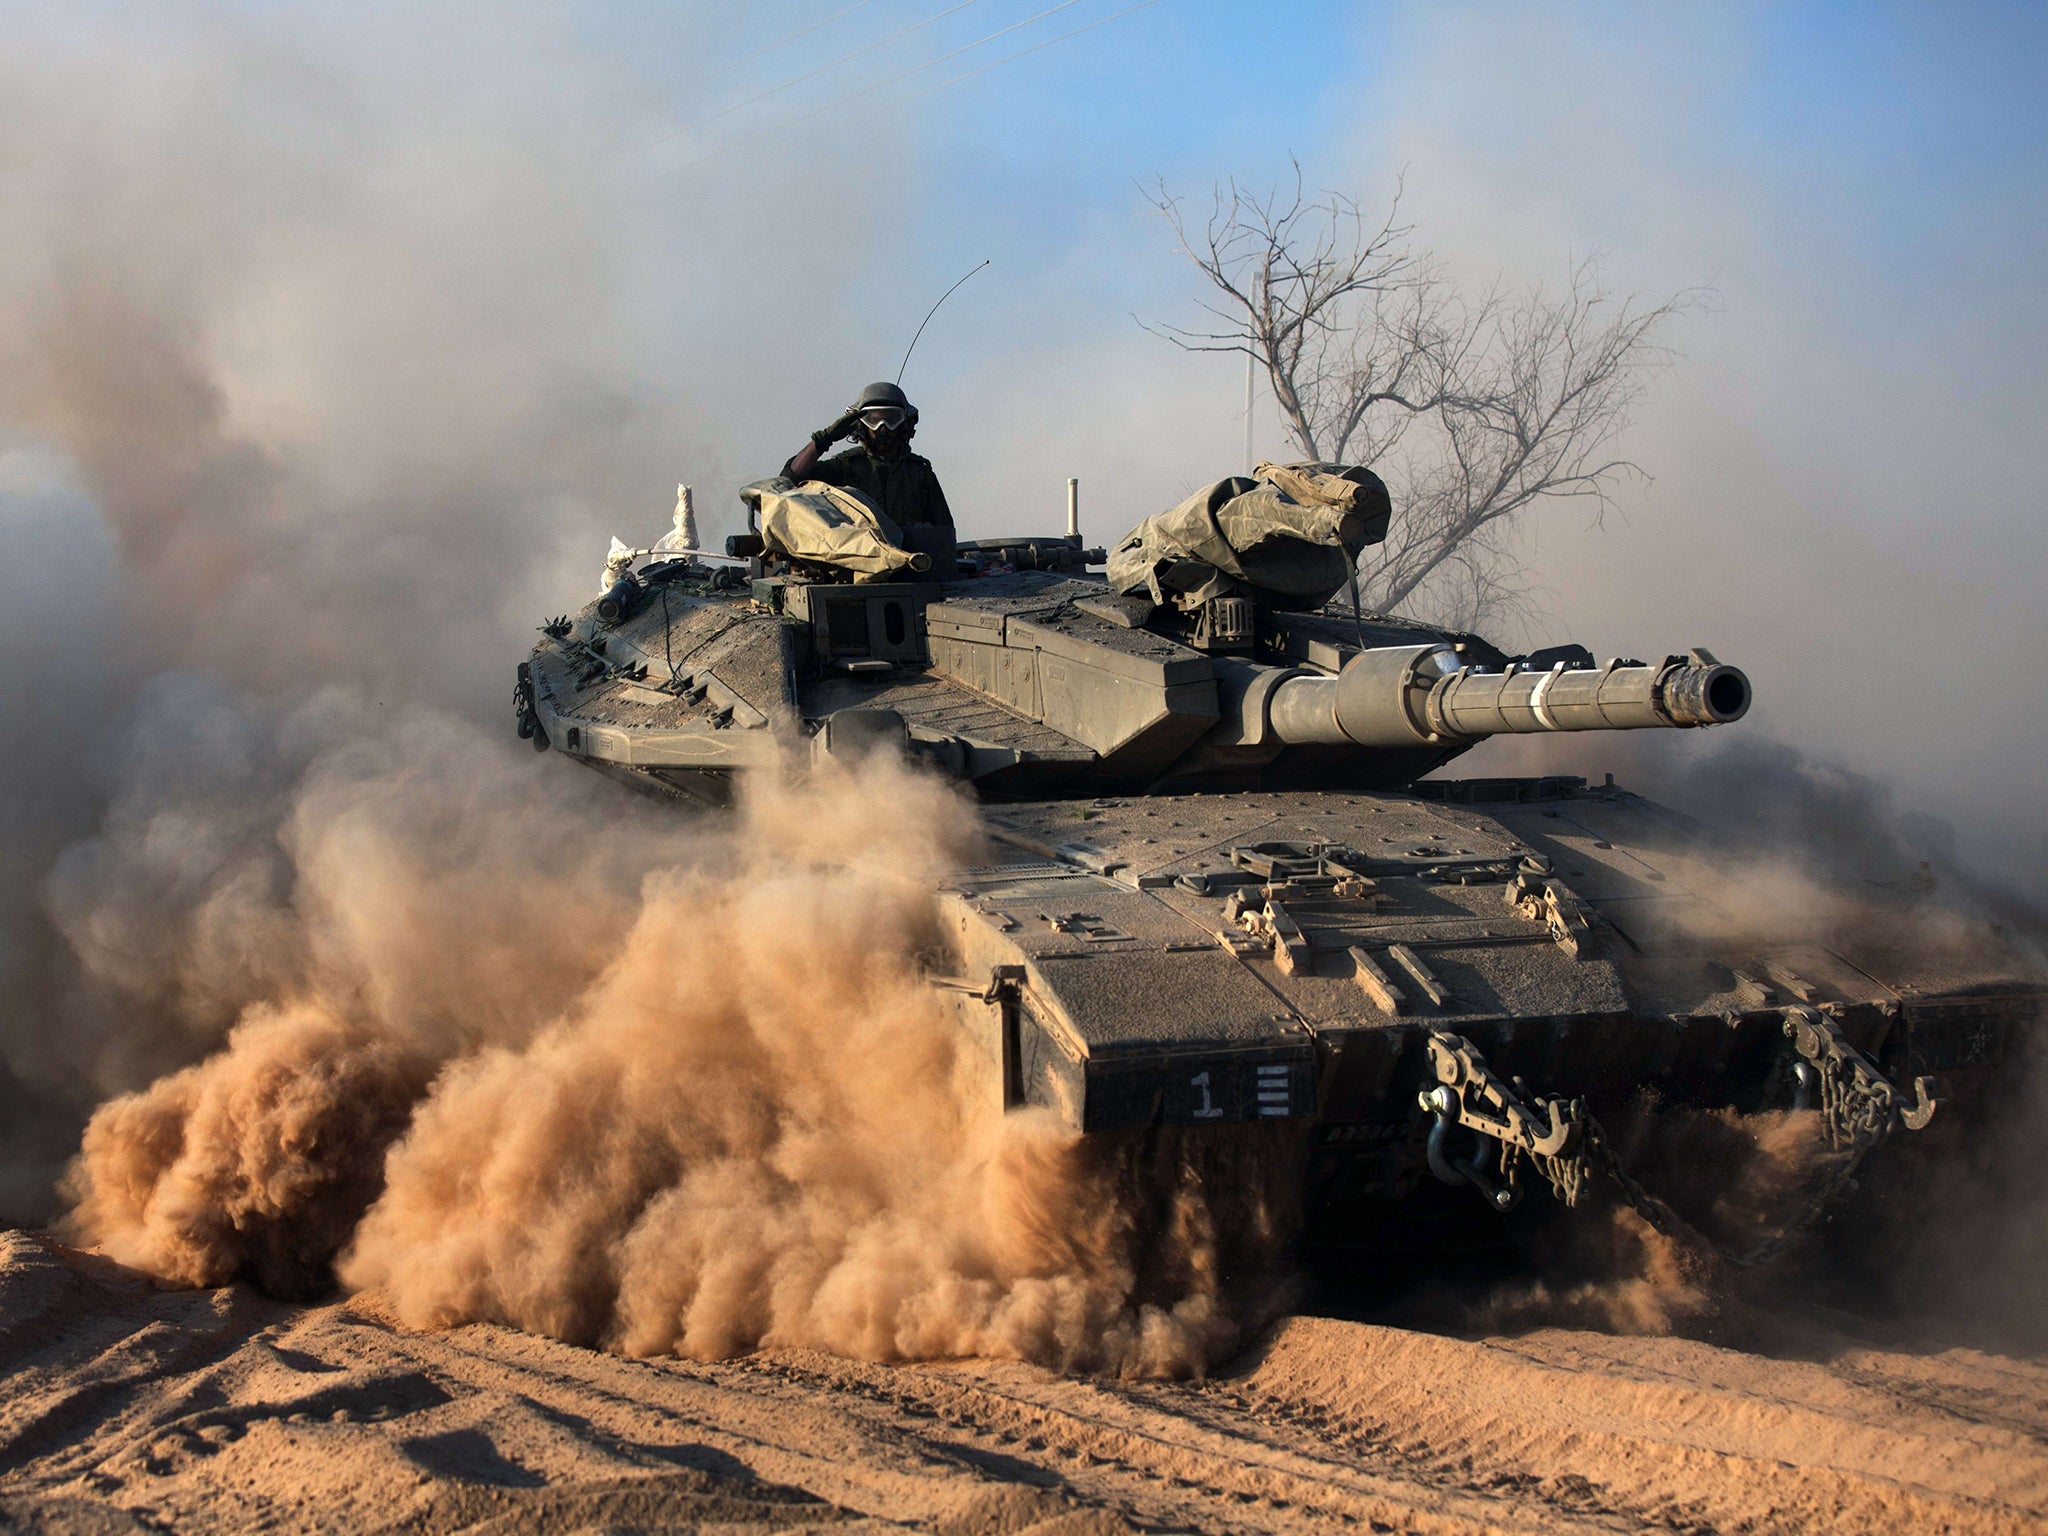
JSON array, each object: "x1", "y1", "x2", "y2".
[
  {"x1": 39, "y1": 682, "x2": 704, "y2": 1282},
  {"x1": 65, "y1": 1003, "x2": 434, "y2": 1301},
  {"x1": 1436, "y1": 788, "x2": 2048, "y2": 1347},
  {"x1": 1439, "y1": 1106, "x2": 1833, "y2": 1339},
  {"x1": 0, "y1": 5, "x2": 731, "y2": 1217},
  {"x1": 0, "y1": 5, "x2": 1287, "y2": 1379},
  {"x1": 57, "y1": 734, "x2": 1290, "y2": 1376}
]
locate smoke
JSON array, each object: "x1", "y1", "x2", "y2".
[
  {"x1": 59, "y1": 739, "x2": 1290, "y2": 1374},
  {"x1": 0, "y1": 11, "x2": 723, "y2": 710},
  {"x1": 34, "y1": 677, "x2": 700, "y2": 1252},
  {"x1": 0, "y1": 5, "x2": 1291, "y2": 1377},
  {"x1": 0, "y1": 4, "x2": 728, "y2": 1217},
  {"x1": 5, "y1": 677, "x2": 698, "y2": 1195}
]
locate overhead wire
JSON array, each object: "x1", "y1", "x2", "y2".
[
  {"x1": 707, "y1": 0, "x2": 880, "y2": 78},
  {"x1": 668, "y1": 0, "x2": 1125, "y2": 172},
  {"x1": 909, "y1": 0, "x2": 1163, "y2": 95},
  {"x1": 617, "y1": 0, "x2": 985, "y2": 161}
]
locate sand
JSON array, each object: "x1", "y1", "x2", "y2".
[{"x1": 4, "y1": 1229, "x2": 2044, "y2": 1535}]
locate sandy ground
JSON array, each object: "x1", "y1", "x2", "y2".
[{"x1": 5, "y1": 1232, "x2": 2046, "y2": 1535}]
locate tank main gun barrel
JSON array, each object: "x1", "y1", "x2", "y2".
[{"x1": 1263, "y1": 644, "x2": 1750, "y2": 749}]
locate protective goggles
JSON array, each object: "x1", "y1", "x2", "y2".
[{"x1": 857, "y1": 406, "x2": 908, "y2": 431}]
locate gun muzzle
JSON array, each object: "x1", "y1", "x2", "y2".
[{"x1": 1264, "y1": 644, "x2": 1749, "y2": 748}]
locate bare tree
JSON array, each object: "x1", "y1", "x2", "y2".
[{"x1": 1142, "y1": 163, "x2": 1698, "y2": 630}]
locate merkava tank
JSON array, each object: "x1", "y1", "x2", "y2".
[{"x1": 516, "y1": 464, "x2": 2042, "y2": 1259}]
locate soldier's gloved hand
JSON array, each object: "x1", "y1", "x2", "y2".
[{"x1": 813, "y1": 411, "x2": 859, "y2": 449}]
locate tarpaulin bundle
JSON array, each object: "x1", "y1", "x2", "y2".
[
  {"x1": 1106, "y1": 461, "x2": 1391, "y2": 612},
  {"x1": 740, "y1": 478, "x2": 925, "y2": 578}
]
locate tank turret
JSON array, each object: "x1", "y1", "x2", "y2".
[
  {"x1": 519, "y1": 553, "x2": 1748, "y2": 799},
  {"x1": 520, "y1": 455, "x2": 1747, "y2": 800}
]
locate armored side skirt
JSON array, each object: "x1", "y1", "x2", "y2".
[{"x1": 954, "y1": 986, "x2": 2034, "y2": 1135}]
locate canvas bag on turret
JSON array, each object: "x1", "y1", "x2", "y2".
[
  {"x1": 1106, "y1": 461, "x2": 1391, "y2": 612},
  {"x1": 740, "y1": 477, "x2": 925, "y2": 578}
]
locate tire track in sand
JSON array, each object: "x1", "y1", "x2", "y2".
[
  {"x1": 3, "y1": 1234, "x2": 2045, "y2": 1535},
  {"x1": 1214, "y1": 1317, "x2": 2048, "y2": 1534}
]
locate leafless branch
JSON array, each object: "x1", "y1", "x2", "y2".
[{"x1": 1142, "y1": 167, "x2": 1705, "y2": 629}]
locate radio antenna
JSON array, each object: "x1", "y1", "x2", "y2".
[{"x1": 896, "y1": 258, "x2": 989, "y2": 384}]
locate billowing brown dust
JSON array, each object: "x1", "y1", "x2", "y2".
[
  {"x1": 1455, "y1": 1105, "x2": 1835, "y2": 1337},
  {"x1": 59, "y1": 745, "x2": 1290, "y2": 1376},
  {"x1": 65, "y1": 1003, "x2": 434, "y2": 1301}
]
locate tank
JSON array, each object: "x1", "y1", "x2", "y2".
[{"x1": 514, "y1": 482, "x2": 2044, "y2": 1263}]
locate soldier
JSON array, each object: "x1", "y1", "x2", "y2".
[{"x1": 783, "y1": 382, "x2": 955, "y2": 536}]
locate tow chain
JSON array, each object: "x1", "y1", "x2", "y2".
[
  {"x1": 1417, "y1": 1033, "x2": 1584, "y2": 1213},
  {"x1": 1782, "y1": 1006, "x2": 1938, "y2": 1149},
  {"x1": 1420, "y1": 1017, "x2": 1937, "y2": 1271}
]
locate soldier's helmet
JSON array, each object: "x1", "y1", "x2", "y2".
[
  {"x1": 851, "y1": 381, "x2": 917, "y2": 450},
  {"x1": 853, "y1": 381, "x2": 912, "y2": 413}
]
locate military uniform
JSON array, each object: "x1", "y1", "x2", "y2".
[{"x1": 803, "y1": 447, "x2": 954, "y2": 533}]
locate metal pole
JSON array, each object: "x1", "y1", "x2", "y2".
[
  {"x1": 1065, "y1": 477, "x2": 1080, "y2": 543},
  {"x1": 1245, "y1": 349, "x2": 1255, "y2": 472}
]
